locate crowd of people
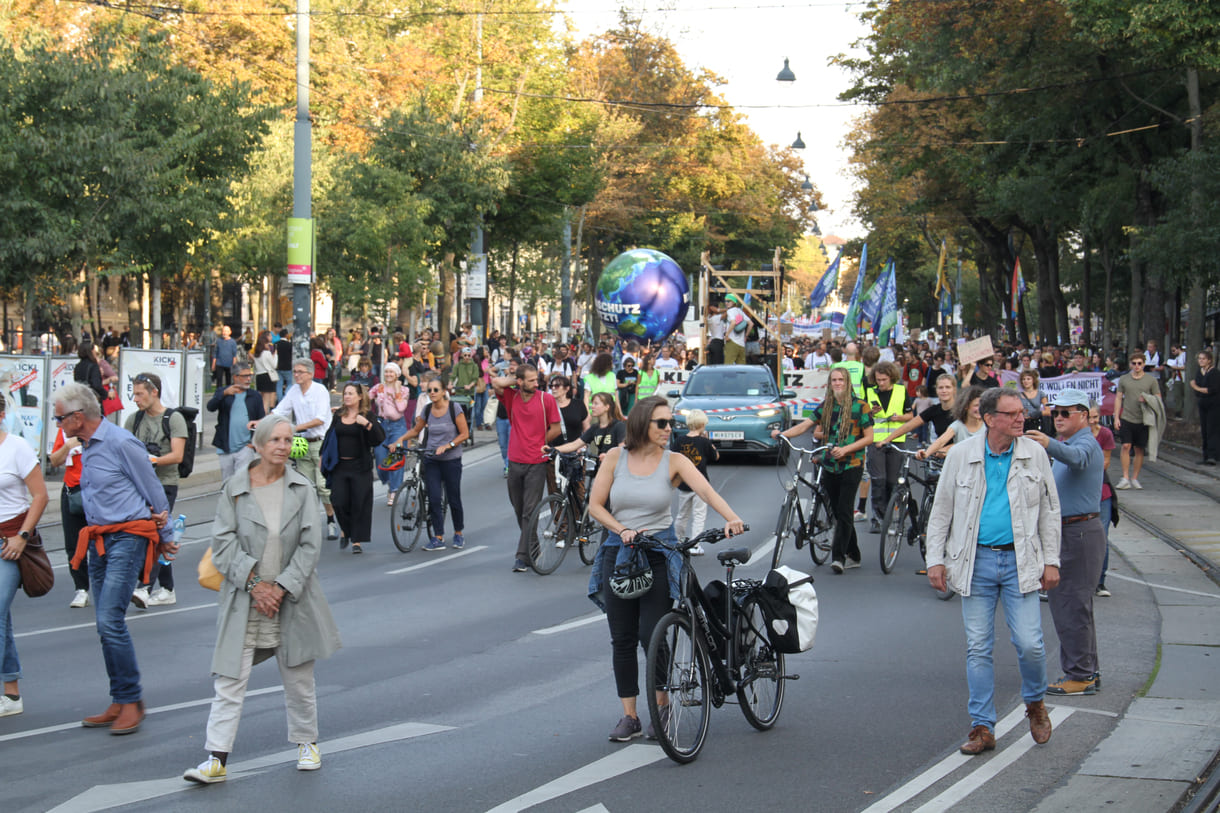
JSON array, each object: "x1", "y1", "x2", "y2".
[{"x1": 4, "y1": 311, "x2": 1220, "y2": 778}]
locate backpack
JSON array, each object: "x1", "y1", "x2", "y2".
[
  {"x1": 755, "y1": 566, "x2": 819, "y2": 654},
  {"x1": 134, "y1": 406, "x2": 199, "y2": 478}
]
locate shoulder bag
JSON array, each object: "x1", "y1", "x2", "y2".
[{"x1": 16, "y1": 531, "x2": 54, "y2": 598}]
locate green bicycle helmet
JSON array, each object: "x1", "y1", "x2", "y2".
[{"x1": 290, "y1": 435, "x2": 310, "y2": 459}]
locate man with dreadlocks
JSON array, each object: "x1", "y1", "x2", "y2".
[{"x1": 773, "y1": 366, "x2": 874, "y2": 573}]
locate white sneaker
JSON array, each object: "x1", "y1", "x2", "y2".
[
  {"x1": 844, "y1": 558, "x2": 861, "y2": 570},
  {"x1": 0, "y1": 695, "x2": 23, "y2": 717},
  {"x1": 147, "y1": 587, "x2": 177, "y2": 607},
  {"x1": 183, "y1": 755, "x2": 227, "y2": 784},
  {"x1": 70, "y1": 589, "x2": 91, "y2": 609},
  {"x1": 297, "y1": 742, "x2": 321, "y2": 771},
  {"x1": 1115, "y1": 478, "x2": 1131, "y2": 490},
  {"x1": 1131, "y1": 479, "x2": 1142, "y2": 489},
  {"x1": 131, "y1": 586, "x2": 150, "y2": 609},
  {"x1": 853, "y1": 511, "x2": 867, "y2": 522},
  {"x1": 689, "y1": 544, "x2": 705, "y2": 556}
]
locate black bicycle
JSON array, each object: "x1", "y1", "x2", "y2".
[
  {"x1": 523, "y1": 449, "x2": 602, "y2": 575},
  {"x1": 877, "y1": 446, "x2": 953, "y2": 600},
  {"x1": 772, "y1": 435, "x2": 835, "y2": 569},
  {"x1": 641, "y1": 525, "x2": 801, "y2": 764},
  {"x1": 389, "y1": 448, "x2": 446, "y2": 553}
]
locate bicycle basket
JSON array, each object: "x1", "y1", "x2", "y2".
[
  {"x1": 379, "y1": 448, "x2": 406, "y2": 471},
  {"x1": 755, "y1": 566, "x2": 818, "y2": 654}
]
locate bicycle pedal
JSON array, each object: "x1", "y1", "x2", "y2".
[{"x1": 783, "y1": 674, "x2": 801, "y2": 681}]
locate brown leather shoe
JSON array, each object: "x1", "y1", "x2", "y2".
[
  {"x1": 110, "y1": 701, "x2": 145, "y2": 735},
  {"x1": 82, "y1": 703, "x2": 122, "y2": 728},
  {"x1": 959, "y1": 724, "x2": 996, "y2": 755},
  {"x1": 1026, "y1": 700, "x2": 1052, "y2": 744}
]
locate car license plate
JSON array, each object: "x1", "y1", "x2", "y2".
[{"x1": 711, "y1": 431, "x2": 745, "y2": 440}]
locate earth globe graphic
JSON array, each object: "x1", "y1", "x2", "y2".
[{"x1": 595, "y1": 249, "x2": 690, "y2": 341}]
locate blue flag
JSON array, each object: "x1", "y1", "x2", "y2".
[
  {"x1": 877, "y1": 264, "x2": 899, "y2": 345},
  {"x1": 809, "y1": 250, "x2": 841, "y2": 310},
  {"x1": 843, "y1": 244, "x2": 868, "y2": 339},
  {"x1": 860, "y1": 259, "x2": 891, "y2": 331}
]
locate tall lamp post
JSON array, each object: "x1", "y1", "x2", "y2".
[{"x1": 289, "y1": 0, "x2": 313, "y2": 358}]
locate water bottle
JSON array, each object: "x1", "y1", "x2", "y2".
[{"x1": 161, "y1": 514, "x2": 186, "y2": 565}]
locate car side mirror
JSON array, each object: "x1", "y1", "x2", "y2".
[
  {"x1": 667, "y1": 389, "x2": 681, "y2": 398},
  {"x1": 781, "y1": 390, "x2": 796, "y2": 400}
]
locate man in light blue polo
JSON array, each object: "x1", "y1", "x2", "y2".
[
  {"x1": 1026, "y1": 388, "x2": 1106, "y2": 696},
  {"x1": 925, "y1": 387, "x2": 1061, "y2": 756}
]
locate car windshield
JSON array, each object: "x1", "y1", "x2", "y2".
[{"x1": 684, "y1": 369, "x2": 777, "y2": 397}]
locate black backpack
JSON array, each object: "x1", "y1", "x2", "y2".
[{"x1": 134, "y1": 406, "x2": 199, "y2": 478}]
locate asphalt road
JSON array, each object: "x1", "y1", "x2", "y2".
[{"x1": 4, "y1": 449, "x2": 1160, "y2": 813}]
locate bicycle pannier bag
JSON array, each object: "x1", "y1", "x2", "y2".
[{"x1": 758, "y1": 565, "x2": 818, "y2": 653}]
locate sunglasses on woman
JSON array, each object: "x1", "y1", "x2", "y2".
[{"x1": 650, "y1": 418, "x2": 674, "y2": 429}]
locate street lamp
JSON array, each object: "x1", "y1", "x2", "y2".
[
  {"x1": 801, "y1": 175, "x2": 813, "y2": 191},
  {"x1": 776, "y1": 58, "x2": 796, "y2": 83},
  {"x1": 791, "y1": 131, "x2": 806, "y2": 150}
]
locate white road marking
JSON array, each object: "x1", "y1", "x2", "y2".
[
  {"x1": 47, "y1": 720, "x2": 455, "y2": 813},
  {"x1": 484, "y1": 745, "x2": 667, "y2": 813},
  {"x1": 576, "y1": 806, "x2": 611, "y2": 813},
  {"x1": 533, "y1": 613, "x2": 603, "y2": 635},
  {"x1": 910, "y1": 706, "x2": 1073, "y2": 812},
  {"x1": 750, "y1": 535, "x2": 777, "y2": 565},
  {"x1": 16, "y1": 603, "x2": 217, "y2": 638},
  {"x1": 859, "y1": 704, "x2": 1033, "y2": 813},
  {"x1": 1108, "y1": 571, "x2": 1220, "y2": 599},
  {"x1": 385, "y1": 545, "x2": 488, "y2": 574},
  {"x1": 0, "y1": 686, "x2": 284, "y2": 744}
]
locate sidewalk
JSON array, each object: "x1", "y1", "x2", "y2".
[{"x1": 1032, "y1": 452, "x2": 1220, "y2": 812}]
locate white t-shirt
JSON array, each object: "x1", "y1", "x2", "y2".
[
  {"x1": 655, "y1": 357, "x2": 680, "y2": 370},
  {"x1": 726, "y1": 307, "x2": 747, "y2": 347},
  {"x1": 708, "y1": 313, "x2": 726, "y2": 341},
  {"x1": 805, "y1": 352, "x2": 831, "y2": 370},
  {"x1": 0, "y1": 434, "x2": 37, "y2": 523},
  {"x1": 577, "y1": 352, "x2": 596, "y2": 375}
]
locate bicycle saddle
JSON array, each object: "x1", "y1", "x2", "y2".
[{"x1": 716, "y1": 548, "x2": 751, "y2": 565}]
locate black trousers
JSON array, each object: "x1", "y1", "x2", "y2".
[
  {"x1": 331, "y1": 458, "x2": 374, "y2": 543},
  {"x1": 1201, "y1": 402, "x2": 1220, "y2": 461},
  {"x1": 822, "y1": 465, "x2": 863, "y2": 563},
  {"x1": 61, "y1": 486, "x2": 90, "y2": 591},
  {"x1": 602, "y1": 549, "x2": 672, "y2": 698},
  {"x1": 707, "y1": 338, "x2": 725, "y2": 365}
]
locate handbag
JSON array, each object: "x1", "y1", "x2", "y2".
[
  {"x1": 483, "y1": 394, "x2": 499, "y2": 427},
  {"x1": 101, "y1": 391, "x2": 123, "y2": 416},
  {"x1": 66, "y1": 485, "x2": 85, "y2": 516},
  {"x1": 16, "y1": 531, "x2": 54, "y2": 598},
  {"x1": 197, "y1": 546, "x2": 223, "y2": 591}
]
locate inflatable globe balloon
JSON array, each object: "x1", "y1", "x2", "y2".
[{"x1": 595, "y1": 248, "x2": 690, "y2": 342}]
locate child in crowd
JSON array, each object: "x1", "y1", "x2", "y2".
[
  {"x1": 672, "y1": 409, "x2": 718, "y2": 555},
  {"x1": 350, "y1": 356, "x2": 378, "y2": 388}
]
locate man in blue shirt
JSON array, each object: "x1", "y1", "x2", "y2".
[
  {"x1": 1026, "y1": 388, "x2": 1105, "y2": 696},
  {"x1": 211, "y1": 325, "x2": 238, "y2": 390},
  {"x1": 207, "y1": 360, "x2": 265, "y2": 480},
  {"x1": 54, "y1": 383, "x2": 175, "y2": 735},
  {"x1": 925, "y1": 387, "x2": 1061, "y2": 756}
]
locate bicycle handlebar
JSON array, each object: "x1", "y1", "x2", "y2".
[
  {"x1": 776, "y1": 434, "x2": 831, "y2": 457},
  {"x1": 634, "y1": 525, "x2": 751, "y2": 554}
]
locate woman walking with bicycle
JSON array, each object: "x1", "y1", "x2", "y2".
[
  {"x1": 587, "y1": 395, "x2": 744, "y2": 743},
  {"x1": 772, "y1": 366, "x2": 873, "y2": 574},
  {"x1": 391, "y1": 378, "x2": 469, "y2": 552}
]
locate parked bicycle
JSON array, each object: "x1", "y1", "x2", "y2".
[
  {"x1": 389, "y1": 448, "x2": 447, "y2": 553},
  {"x1": 877, "y1": 446, "x2": 953, "y2": 600},
  {"x1": 523, "y1": 449, "x2": 603, "y2": 575},
  {"x1": 772, "y1": 435, "x2": 835, "y2": 569},
  {"x1": 639, "y1": 525, "x2": 802, "y2": 764}
]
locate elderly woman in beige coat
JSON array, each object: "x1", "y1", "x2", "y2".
[{"x1": 184, "y1": 414, "x2": 341, "y2": 785}]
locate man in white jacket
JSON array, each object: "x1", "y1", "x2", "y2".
[{"x1": 925, "y1": 387, "x2": 1062, "y2": 757}]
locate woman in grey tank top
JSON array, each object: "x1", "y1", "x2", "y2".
[{"x1": 587, "y1": 395, "x2": 745, "y2": 743}]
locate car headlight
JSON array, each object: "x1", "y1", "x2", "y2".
[
  {"x1": 756, "y1": 408, "x2": 780, "y2": 418},
  {"x1": 675, "y1": 409, "x2": 690, "y2": 418}
]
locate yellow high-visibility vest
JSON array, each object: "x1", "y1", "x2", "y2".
[{"x1": 867, "y1": 384, "x2": 908, "y2": 442}]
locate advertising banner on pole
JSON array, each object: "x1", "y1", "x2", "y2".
[
  {"x1": 287, "y1": 218, "x2": 314, "y2": 284},
  {"x1": 118, "y1": 348, "x2": 184, "y2": 427},
  {"x1": 184, "y1": 351, "x2": 207, "y2": 438},
  {"x1": 0, "y1": 355, "x2": 49, "y2": 462},
  {"x1": 46, "y1": 356, "x2": 80, "y2": 454}
]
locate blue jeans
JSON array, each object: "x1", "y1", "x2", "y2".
[
  {"x1": 423, "y1": 456, "x2": 464, "y2": 537},
  {"x1": 960, "y1": 544, "x2": 1047, "y2": 730},
  {"x1": 376, "y1": 416, "x2": 407, "y2": 492},
  {"x1": 0, "y1": 559, "x2": 21, "y2": 682},
  {"x1": 473, "y1": 390, "x2": 489, "y2": 428},
  {"x1": 277, "y1": 369, "x2": 293, "y2": 401},
  {"x1": 496, "y1": 417, "x2": 511, "y2": 469},
  {"x1": 1098, "y1": 497, "x2": 1112, "y2": 588},
  {"x1": 88, "y1": 532, "x2": 147, "y2": 703}
]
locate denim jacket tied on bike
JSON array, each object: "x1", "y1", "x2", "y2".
[{"x1": 588, "y1": 527, "x2": 683, "y2": 611}]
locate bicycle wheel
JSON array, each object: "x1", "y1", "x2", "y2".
[
  {"x1": 646, "y1": 611, "x2": 711, "y2": 764},
  {"x1": 577, "y1": 507, "x2": 600, "y2": 566},
  {"x1": 525, "y1": 494, "x2": 571, "y2": 575},
  {"x1": 878, "y1": 487, "x2": 910, "y2": 574},
  {"x1": 771, "y1": 491, "x2": 798, "y2": 570},
  {"x1": 390, "y1": 477, "x2": 422, "y2": 552},
  {"x1": 735, "y1": 594, "x2": 785, "y2": 730},
  {"x1": 805, "y1": 487, "x2": 834, "y2": 566}
]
